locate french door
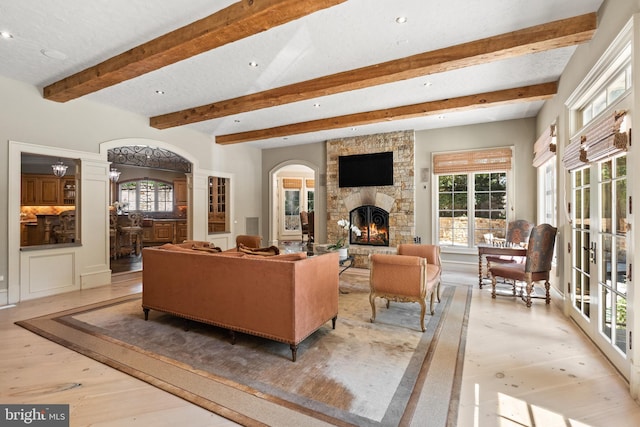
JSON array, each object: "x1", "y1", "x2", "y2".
[
  {"x1": 570, "y1": 154, "x2": 628, "y2": 376},
  {"x1": 278, "y1": 179, "x2": 314, "y2": 241}
]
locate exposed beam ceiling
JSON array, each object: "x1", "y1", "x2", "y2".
[
  {"x1": 151, "y1": 13, "x2": 595, "y2": 131},
  {"x1": 216, "y1": 81, "x2": 559, "y2": 145},
  {"x1": 42, "y1": 0, "x2": 347, "y2": 102}
]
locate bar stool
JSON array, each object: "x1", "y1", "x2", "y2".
[{"x1": 118, "y1": 212, "x2": 144, "y2": 257}]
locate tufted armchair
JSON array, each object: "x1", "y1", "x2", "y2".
[
  {"x1": 490, "y1": 223, "x2": 557, "y2": 307},
  {"x1": 368, "y1": 244, "x2": 442, "y2": 332}
]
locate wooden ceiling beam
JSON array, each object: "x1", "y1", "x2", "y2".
[
  {"x1": 43, "y1": 0, "x2": 347, "y2": 102},
  {"x1": 152, "y1": 13, "x2": 595, "y2": 129},
  {"x1": 215, "y1": 82, "x2": 558, "y2": 145}
]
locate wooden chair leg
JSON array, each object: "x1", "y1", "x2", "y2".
[
  {"x1": 419, "y1": 299, "x2": 427, "y2": 332},
  {"x1": 369, "y1": 293, "x2": 377, "y2": 323},
  {"x1": 491, "y1": 275, "x2": 498, "y2": 298},
  {"x1": 525, "y1": 281, "x2": 533, "y2": 307},
  {"x1": 545, "y1": 280, "x2": 551, "y2": 304}
]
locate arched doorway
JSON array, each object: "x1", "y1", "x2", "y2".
[
  {"x1": 101, "y1": 140, "x2": 195, "y2": 274},
  {"x1": 269, "y1": 162, "x2": 317, "y2": 248}
]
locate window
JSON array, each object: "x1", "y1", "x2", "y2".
[
  {"x1": 119, "y1": 179, "x2": 173, "y2": 212},
  {"x1": 437, "y1": 172, "x2": 507, "y2": 247},
  {"x1": 434, "y1": 147, "x2": 512, "y2": 248},
  {"x1": 578, "y1": 44, "x2": 631, "y2": 129}
]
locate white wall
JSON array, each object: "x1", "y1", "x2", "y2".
[{"x1": 0, "y1": 75, "x2": 262, "y2": 303}]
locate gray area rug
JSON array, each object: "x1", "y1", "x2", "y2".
[{"x1": 16, "y1": 271, "x2": 471, "y2": 427}]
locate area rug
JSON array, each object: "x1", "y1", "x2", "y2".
[{"x1": 16, "y1": 270, "x2": 471, "y2": 427}]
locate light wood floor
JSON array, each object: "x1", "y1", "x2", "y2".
[{"x1": 1, "y1": 269, "x2": 639, "y2": 426}]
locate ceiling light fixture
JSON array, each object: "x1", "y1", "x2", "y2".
[
  {"x1": 51, "y1": 160, "x2": 68, "y2": 178},
  {"x1": 155, "y1": 90, "x2": 165, "y2": 95},
  {"x1": 0, "y1": 31, "x2": 14, "y2": 39},
  {"x1": 248, "y1": 61, "x2": 258, "y2": 68},
  {"x1": 109, "y1": 168, "x2": 121, "y2": 183},
  {"x1": 313, "y1": 103, "x2": 321, "y2": 108},
  {"x1": 423, "y1": 81, "x2": 433, "y2": 87},
  {"x1": 40, "y1": 49, "x2": 67, "y2": 60},
  {"x1": 395, "y1": 16, "x2": 407, "y2": 24}
]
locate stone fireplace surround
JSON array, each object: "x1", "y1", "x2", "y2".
[{"x1": 325, "y1": 130, "x2": 415, "y2": 267}]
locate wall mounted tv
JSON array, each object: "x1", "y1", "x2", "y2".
[{"x1": 338, "y1": 151, "x2": 394, "y2": 188}]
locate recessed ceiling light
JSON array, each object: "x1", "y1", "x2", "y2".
[
  {"x1": 155, "y1": 90, "x2": 165, "y2": 95},
  {"x1": 351, "y1": 127, "x2": 357, "y2": 131},
  {"x1": 1, "y1": 31, "x2": 14, "y2": 39},
  {"x1": 313, "y1": 103, "x2": 321, "y2": 108},
  {"x1": 423, "y1": 81, "x2": 433, "y2": 87},
  {"x1": 395, "y1": 16, "x2": 407, "y2": 24},
  {"x1": 40, "y1": 49, "x2": 67, "y2": 60},
  {"x1": 248, "y1": 61, "x2": 259, "y2": 68},
  {"x1": 438, "y1": 115, "x2": 446, "y2": 120}
]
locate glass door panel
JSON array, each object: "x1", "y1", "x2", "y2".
[
  {"x1": 572, "y1": 167, "x2": 591, "y2": 319},
  {"x1": 598, "y1": 155, "x2": 627, "y2": 354}
]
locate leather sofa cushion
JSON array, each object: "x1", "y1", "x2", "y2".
[{"x1": 238, "y1": 243, "x2": 280, "y2": 256}]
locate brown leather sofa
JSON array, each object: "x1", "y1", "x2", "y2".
[{"x1": 142, "y1": 244, "x2": 339, "y2": 361}]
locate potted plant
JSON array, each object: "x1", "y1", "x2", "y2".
[{"x1": 328, "y1": 218, "x2": 361, "y2": 259}]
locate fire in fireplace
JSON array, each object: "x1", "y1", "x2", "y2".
[{"x1": 350, "y1": 205, "x2": 389, "y2": 246}]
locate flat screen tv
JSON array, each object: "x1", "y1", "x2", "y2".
[{"x1": 338, "y1": 151, "x2": 394, "y2": 188}]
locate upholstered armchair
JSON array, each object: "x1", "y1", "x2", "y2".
[
  {"x1": 368, "y1": 244, "x2": 442, "y2": 332},
  {"x1": 490, "y1": 223, "x2": 557, "y2": 307},
  {"x1": 485, "y1": 219, "x2": 534, "y2": 267},
  {"x1": 236, "y1": 234, "x2": 261, "y2": 249}
]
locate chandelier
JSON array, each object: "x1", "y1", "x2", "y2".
[
  {"x1": 109, "y1": 168, "x2": 121, "y2": 183},
  {"x1": 51, "y1": 160, "x2": 68, "y2": 178}
]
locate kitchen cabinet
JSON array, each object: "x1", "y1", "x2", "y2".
[
  {"x1": 174, "y1": 178, "x2": 187, "y2": 205},
  {"x1": 176, "y1": 220, "x2": 187, "y2": 242},
  {"x1": 153, "y1": 221, "x2": 175, "y2": 242},
  {"x1": 21, "y1": 174, "x2": 75, "y2": 206}
]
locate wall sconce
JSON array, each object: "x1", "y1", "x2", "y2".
[
  {"x1": 51, "y1": 160, "x2": 68, "y2": 178},
  {"x1": 109, "y1": 168, "x2": 121, "y2": 183}
]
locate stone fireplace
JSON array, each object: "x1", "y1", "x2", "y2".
[{"x1": 326, "y1": 130, "x2": 415, "y2": 267}]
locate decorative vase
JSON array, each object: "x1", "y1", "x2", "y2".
[{"x1": 338, "y1": 247, "x2": 348, "y2": 260}]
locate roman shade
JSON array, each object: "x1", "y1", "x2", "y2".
[
  {"x1": 532, "y1": 124, "x2": 557, "y2": 167},
  {"x1": 283, "y1": 178, "x2": 302, "y2": 188},
  {"x1": 433, "y1": 147, "x2": 513, "y2": 174},
  {"x1": 563, "y1": 110, "x2": 629, "y2": 170}
]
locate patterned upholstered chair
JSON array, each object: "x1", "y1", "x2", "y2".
[
  {"x1": 485, "y1": 219, "x2": 534, "y2": 266},
  {"x1": 489, "y1": 224, "x2": 557, "y2": 307},
  {"x1": 300, "y1": 211, "x2": 309, "y2": 242},
  {"x1": 368, "y1": 244, "x2": 442, "y2": 331}
]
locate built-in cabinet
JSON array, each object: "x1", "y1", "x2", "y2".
[
  {"x1": 21, "y1": 174, "x2": 76, "y2": 206},
  {"x1": 173, "y1": 178, "x2": 187, "y2": 205},
  {"x1": 208, "y1": 176, "x2": 229, "y2": 233}
]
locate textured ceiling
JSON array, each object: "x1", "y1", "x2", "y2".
[{"x1": 0, "y1": 0, "x2": 604, "y2": 149}]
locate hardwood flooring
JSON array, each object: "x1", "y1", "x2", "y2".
[{"x1": 1, "y1": 267, "x2": 639, "y2": 426}]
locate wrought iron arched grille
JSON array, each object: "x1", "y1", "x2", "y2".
[{"x1": 108, "y1": 146, "x2": 192, "y2": 173}]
